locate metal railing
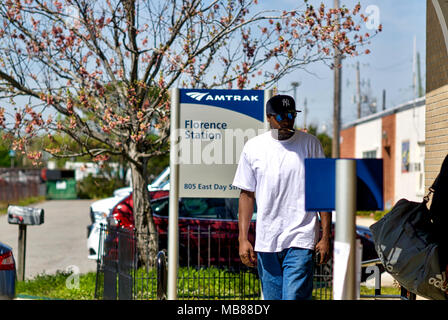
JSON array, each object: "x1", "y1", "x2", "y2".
[
  {"x1": 94, "y1": 225, "x2": 414, "y2": 300},
  {"x1": 94, "y1": 225, "x2": 335, "y2": 300},
  {"x1": 94, "y1": 225, "x2": 262, "y2": 300}
]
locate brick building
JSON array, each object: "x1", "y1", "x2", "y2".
[
  {"x1": 426, "y1": 0, "x2": 448, "y2": 190},
  {"x1": 338, "y1": 0, "x2": 448, "y2": 210},
  {"x1": 340, "y1": 99, "x2": 426, "y2": 210}
]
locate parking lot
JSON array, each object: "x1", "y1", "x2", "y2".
[{"x1": 0, "y1": 200, "x2": 97, "y2": 279}]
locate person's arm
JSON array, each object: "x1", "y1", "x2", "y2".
[
  {"x1": 238, "y1": 189, "x2": 257, "y2": 267},
  {"x1": 315, "y1": 211, "x2": 332, "y2": 265}
]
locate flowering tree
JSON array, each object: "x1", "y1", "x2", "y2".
[{"x1": 0, "y1": 0, "x2": 380, "y2": 265}]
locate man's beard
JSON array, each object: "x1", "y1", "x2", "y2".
[{"x1": 270, "y1": 126, "x2": 295, "y2": 140}]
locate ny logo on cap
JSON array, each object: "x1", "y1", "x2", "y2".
[{"x1": 282, "y1": 98, "x2": 290, "y2": 107}]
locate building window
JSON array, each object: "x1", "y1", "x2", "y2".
[
  {"x1": 401, "y1": 141, "x2": 410, "y2": 173},
  {"x1": 362, "y1": 150, "x2": 377, "y2": 159}
]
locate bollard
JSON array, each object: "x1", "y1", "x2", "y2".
[
  {"x1": 333, "y1": 159, "x2": 357, "y2": 300},
  {"x1": 156, "y1": 250, "x2": 168, "y2": 300}
]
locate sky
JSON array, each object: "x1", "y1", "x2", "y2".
[
  {"x1": 264, "y1": 0, "x2": 427, "y2": 135},
  {"x1": 2, "y1": 0, "x2": 426, "y2": 140}
]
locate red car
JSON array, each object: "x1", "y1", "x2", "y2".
[{"x1": 106, "y1": 192, "x2": 256, "y2": 268}]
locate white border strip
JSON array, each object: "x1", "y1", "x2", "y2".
[{"x1": 432, "y1": 0, "x2": 448, "y2": 56}]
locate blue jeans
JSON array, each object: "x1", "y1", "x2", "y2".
[{"x1": 257, "y1": 247, "x2": 314, "y2": 300}]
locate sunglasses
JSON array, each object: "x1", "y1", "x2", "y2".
[{"x1": 269, "y1": 112, "x2": 297, "y2": 122}]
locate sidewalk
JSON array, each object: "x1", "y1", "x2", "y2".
[{"x1": 355, "y1": 215, "x2": 377, "y2": 228}]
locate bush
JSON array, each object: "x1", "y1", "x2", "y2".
[
  {"x1": 77, "y1": 174, "x2": 126, "y2": 199},
  {"x1": 0, "y1": 195, "x2": 46, "y2": 216},
  {"x1": 356, "y1": 209, "x2": 391, "y2": 221}
]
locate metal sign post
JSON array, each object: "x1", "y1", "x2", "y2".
[
  {"x1": 304, "y1": 158, "x2": 383, "y2": 300},
  {"x1": 168, "y1": 88, "x2": 180, "y2": 300},
  {"x1": 333, "y1": 159, "x2": 357, "y2": 300},
  {"x1": 17, "y1": 225, "x2": 27, "y2": 281}
]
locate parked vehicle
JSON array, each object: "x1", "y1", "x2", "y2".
[
  {"x1": 0, "y1": 242, "x2": 16, "y2": 300},
  {"x1": 87, "y1": 167, "x2": 170, "y2": 260},
  {"x1": 105, "y1": 192, "x2": 379, "y2": 274},
  {"x1": 106, "y1": 193, "x2": 256, "y2": 267},
  {"x1": 112, "y1": 167, "x2": 170, "y2": 198},
  {"x1": 87, "y1": 194, "x2": 128, "y2": 260}
]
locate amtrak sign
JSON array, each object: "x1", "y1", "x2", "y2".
[
  {"x1": 172, "y1": 89, "x2": 268, "y2": 198},
  {"x1": 168, "y1": 88, "x2": 269, "y2": 299},
  {"x1": 185, "y1": 91, "x2": 261, "y2": 102}
]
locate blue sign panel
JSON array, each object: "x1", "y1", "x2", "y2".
[
  {"x1": 305, "y1": 159, "x2": 383, "y2": 211},
  {"x1": 180, "y1": 89, "x2": 264, "y2": 122}
]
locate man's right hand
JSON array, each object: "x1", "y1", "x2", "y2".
[
  {"x1": 239, "y1": 239, "x2": 257, "y2": 267},
  {"x1": 238, "y1": 189, "x2": 256, "y2": 267}
]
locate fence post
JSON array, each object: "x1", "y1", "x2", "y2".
[
  {"x1": 157, "y1": 250, "x2": 167, "y2": 300},
  {"x1": 94, "y1": 223, "x2": 105, "y2": 299}
]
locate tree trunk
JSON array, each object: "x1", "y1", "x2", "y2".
[{"x1": 130, "y1": 159, "x2": 158, "y2": 268}]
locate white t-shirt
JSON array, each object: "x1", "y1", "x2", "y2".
[{"x1": 232, "y1": 130, "x2": 325, "y2": 253}]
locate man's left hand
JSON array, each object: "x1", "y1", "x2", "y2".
[{"x1": 315, "y1": 238, "x2": 331, "y2": 265}]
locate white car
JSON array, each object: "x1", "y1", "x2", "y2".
[
  {"x1": 87, "y1": 195, "x2": 127, "y2": 260},
  {"x1": 87, "y1": 167, "x2": 170, "y2": 260},
  {"x1": 112, "y1": 167, "x2": 170, "y2": 197}
]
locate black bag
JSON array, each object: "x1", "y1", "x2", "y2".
[
  {"x1": 370, "y1": 195, "x2": 447, "y2": 300},
  {"x1": 369, "y1": 154, "x2": 448, "y2": 301}
]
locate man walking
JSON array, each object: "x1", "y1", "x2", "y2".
[{"x1": 232, "y1": 94, "x2": 332, "y2": 300}]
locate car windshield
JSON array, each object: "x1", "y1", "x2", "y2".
[
  {"x1": 150, "y1": 197, "x2": 257, "y2": 220},
  {"x1": 150, "y1": 167, "x2": 169, "y2": 187}
]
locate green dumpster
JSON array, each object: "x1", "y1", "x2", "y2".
[
  {"x1": 46, "y1": 179, "x2": 77, "y2": 200},
  {"x1": 44, "y1": 169, "x2": 77, "y2": 200}
]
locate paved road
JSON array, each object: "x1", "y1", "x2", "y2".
[{"x1": 0, "y1": 200, "x2": 97, "y2": 279}]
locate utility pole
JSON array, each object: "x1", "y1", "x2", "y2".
[
  {"x1": 332, "y1": 0, "x2": 342, "y2": 158},
  {"x1": 417, "y1": 52, "x2": 423, "y2": 98},
  {"x1": 303, "y1": 98, "x2": 308, "y2": 129},
  {"x1": 291, "y1": 81, "x2": 300, "y2": 128},
  {"x1": 356, "y1": 62, "x2": 361, "y2": 119},
  {"x1": 413, "y1": 36, "x2": 417, "y2": 100}
]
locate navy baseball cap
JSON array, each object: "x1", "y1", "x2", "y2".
[{"x1": 266, "y1": 95, "x2": 301, "y2": 114}]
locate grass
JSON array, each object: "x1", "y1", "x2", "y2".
[
  {"x1": 133, "y1": 266, "x2": 261, "y2": 300},
  {"x1": 16, "y1": 271, "x2": 99, "y2": 300},
  {"x1": 360, "y1": 285, "x2": 401, "y2": 296},
  {"x1": 0, "y1": 195, "x2": 46, "y2": 216},
  {"x1": 16, "y1": 268, "x2": 402, "y2": 300}
]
